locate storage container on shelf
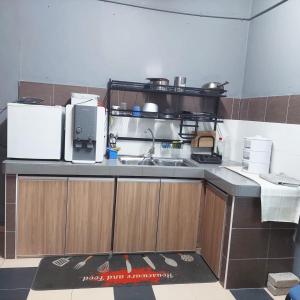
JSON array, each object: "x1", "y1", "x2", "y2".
[
  {"x1": 242, "y1": 159, "x2": 270, "y2": 174},
  {"x1": 242, "y1": 136, "x2": 272, "y2": 174},
  {"x1": 242, "y1": 148, "x2": 271, "y2": 164},
  {"x1": 244, "y1": 136, "x2": 272, "y2": 152}
]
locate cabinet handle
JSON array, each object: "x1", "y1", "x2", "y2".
[
  {"x1": 161, "y1": 179, "x2": 202, "y2": 184},
  {"x1": 68, "y1": 178, "x2": 114, "y2": 182},
  {"x1": 117, "y1": 178, "x2": 160, "y2": 183}
]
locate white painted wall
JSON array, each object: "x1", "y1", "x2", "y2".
[
  {"x1": 243, "y1": 0, "x2": 300, "y2": 97},
  {"x1": 219, "y1": 120, "x2": 300, "y2": 179},
  {"x1": 110, "y1": 117, "x2": 213, "y2": 157},
  {"x1": 0, "y1": 0, "x2": 253, "y2": 225},
  {"x1": 0, "y1": 0, "x2": 251, "y2": 110},
  {"x1": 0, "y1": 0, "x2": 20, "y2": 120}
]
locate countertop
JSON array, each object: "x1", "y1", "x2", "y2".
[{"x1": 2, "y1": 158, "x2": 261, "y2": 197}]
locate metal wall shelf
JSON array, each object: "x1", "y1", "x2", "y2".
[
  {"x1": 110, "y1": 109, "x2": 223, "y2": 123},
  {"x1": 110, "y1": 80, "x2": 227, "y2": 98},
  {"x1": 106, "y1": 79, "x2": 224, "y2": 146}
]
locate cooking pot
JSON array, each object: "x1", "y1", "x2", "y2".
[
  {"x1": 146, "y1": 78, "x2": 169, "y2": 91},
  {"x1": 202, "y1": 81, "x2": 229, "y2": 92}
]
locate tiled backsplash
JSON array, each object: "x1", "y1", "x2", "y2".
[
  {"x1": 18, "y1": 81, "x2": 219, "y2": 157},
  {"x1": 18, "y1": 81, "x2": 217, "y2": 114},
  {"x1": 219, "y1": 96, "x2": 300, "y2": 125},
  {"x1": 19, "y1": 81, "x2": 103, "y2": 106},
  {"x1": 19, "y1": 81, "x2": 300, "y2": 126}
]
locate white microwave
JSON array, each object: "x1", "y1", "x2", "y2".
[{"x1": 7, "y1": 103, "x2": 64, "y2": 160}]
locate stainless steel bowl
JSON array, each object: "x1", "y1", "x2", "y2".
[{"x1": 143, "y1": 102, "x2": 158, "y2": 113}]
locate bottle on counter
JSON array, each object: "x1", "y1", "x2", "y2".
[{"x1": 216, "y1": 137, "x2": 224, "y2": 158}]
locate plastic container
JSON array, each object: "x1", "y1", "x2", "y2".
[
  {"x1": 242, "y1": 159, "x2": 270, "y2": 174},
  {"x1": 107, "y1": 148, "x2": 118, "y2": 159},
  {"x1": 242, "y1": 136, "x2": 272, "y2": 174},
  {"x1": 242, "y1": 149, "x2": 271, "y2": 164},
  {"x1": 244, "y1": 136, "x2": 272, "y2": 152},
  {"x1": 132, "y1": 105, "x2": 141, "y2": 117}
]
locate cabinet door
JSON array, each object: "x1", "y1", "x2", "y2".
[
  {"x1": 156, "y1": 180, "x2": 202, "y2": 252},
  {"x1": 65, "y1": 178, "x2": 114, "y2": 254},
  {"x1": 201, "y1": 184, "x2": 227, "y2": 277},
  {"x1": 113, "y1": 179, "x2": 160, "y2": 252},
  {"x1": 17, "y1": 177, "x2": 68, "y2": 256}
]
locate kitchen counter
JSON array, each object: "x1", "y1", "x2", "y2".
[{"x1": 2, "y1": 158, "x2": 260, "y2": 197}]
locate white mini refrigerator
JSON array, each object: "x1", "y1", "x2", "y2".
[{"x1": 7, "y1": 103, "x2": 64, "y2": 160}]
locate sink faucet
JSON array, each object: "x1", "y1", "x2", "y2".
[{"x1": 144, "y1": 128, "x2": 155, "y2": 159}]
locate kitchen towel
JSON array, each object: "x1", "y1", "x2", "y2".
[{"x1": 226, "y1": 166, "x2": 300, "y2": 223}]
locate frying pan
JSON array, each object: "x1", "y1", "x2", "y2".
[{"x1": 201, "y1": 81, "x2": 229, "y2": 92}]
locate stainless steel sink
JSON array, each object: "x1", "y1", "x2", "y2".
[
  {"x1": 118, "y1": 157, "x2": 155, "y2": 166},
  {"x1": 119, "y1": 156, "x2": 196, "y2": 167},
  {"x1": 153, "y1": 158, "x2": 195, "y2": 167}
]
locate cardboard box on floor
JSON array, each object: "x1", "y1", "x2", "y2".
[{"x1": 267, "y1": 273, "x2": 300, "y2": 296}]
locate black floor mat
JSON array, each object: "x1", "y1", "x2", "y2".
[
  {"x1": 32, "y1": 253, "x2": 217, "y2": 290},
  {"x1": 231, "y1": 288, "x2": 273, "y2": 300}
]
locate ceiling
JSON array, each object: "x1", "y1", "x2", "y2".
[{"x1": 98, "y1": 0, "x2": 287, "y2": 20}]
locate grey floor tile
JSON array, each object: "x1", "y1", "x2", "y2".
[
  {"x1": 230, "y1": 288, "x2": 273, "y2": 300},
  {"x1": 0, "y1": 288, "x2": 29, "y2": 300},
  {"x1": 114, "y1": 286, "x2": 156, "y2": 300},
  {"x1": 0, "y1": 268, "x2": 37, "y2": 289}
]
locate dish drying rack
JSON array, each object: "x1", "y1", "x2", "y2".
[{"x1": 106, "y1": 79, "x2": 225, "y2": 146}]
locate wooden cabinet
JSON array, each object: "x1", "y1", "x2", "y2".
[
  {"x1": 200, "y1": 183, "x2": 227, "y2": 277},
  {"x1": 113, "y1": 179, "x2": 160, "y2": 252},
  {"x1": 65, "y1": 178, "x2": 114, "y2": 254},
  {"x1": 16, "y1": 176, "x2": 207, "y2": 256},
  {"x1": 17, "y1": 177, "x2": 114, "y2": 257},
  {"x1": 156, "y1": 180, "x2": 202, "y2": 252},
  {"x1": 17, "y1": 177, "x2": 68, "y2": 256}
]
